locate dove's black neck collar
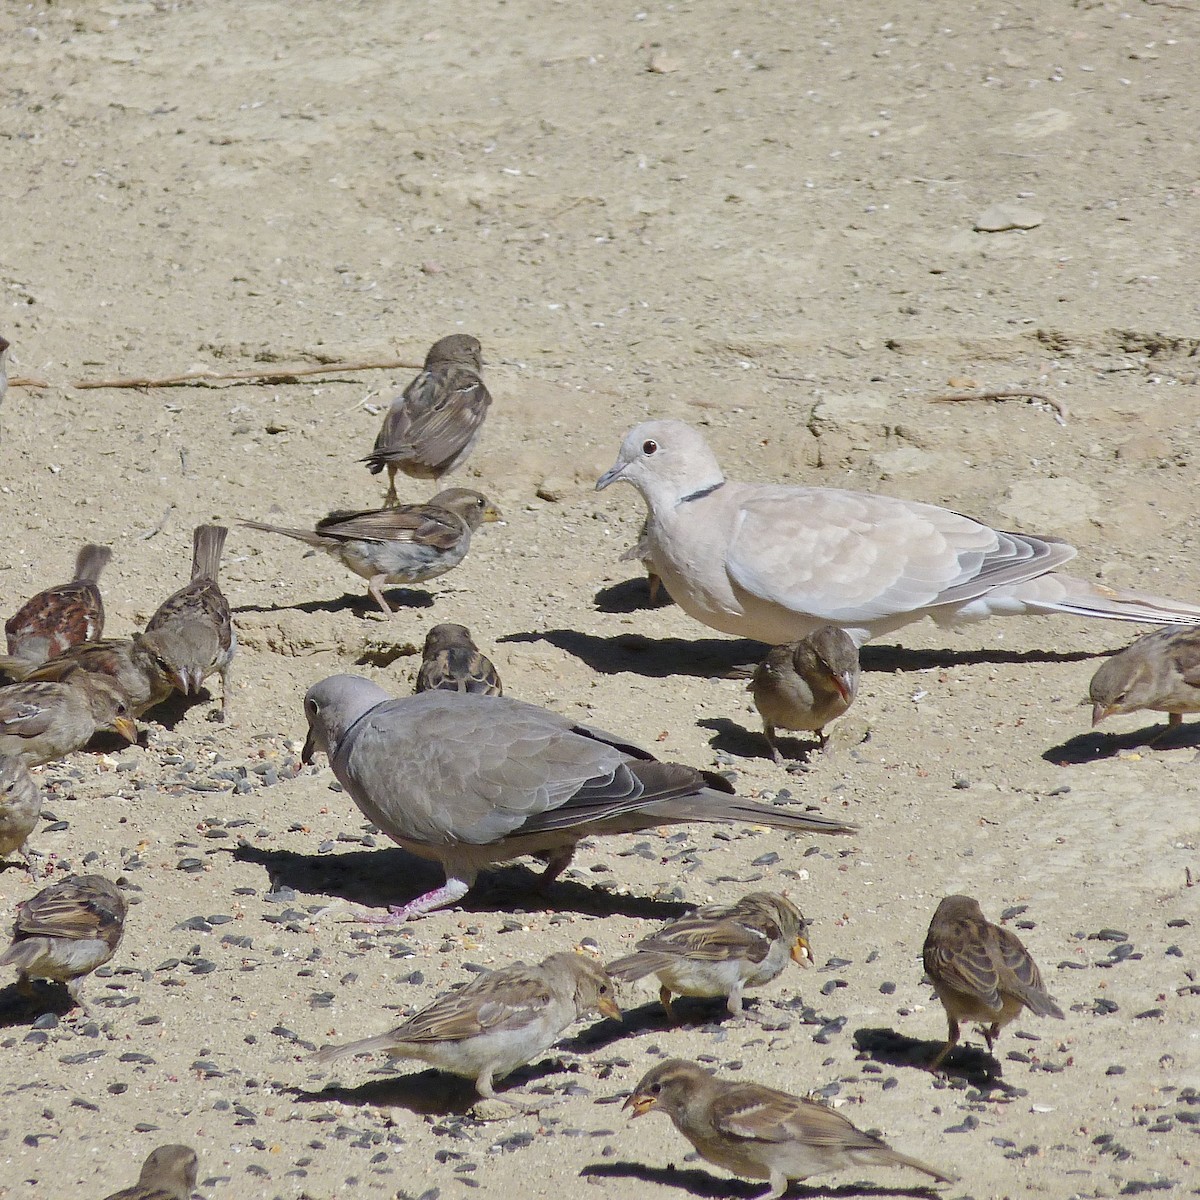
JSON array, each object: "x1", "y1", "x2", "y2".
[{"x1": 679, "y1": 481, "x2": 725, "y2": 503}]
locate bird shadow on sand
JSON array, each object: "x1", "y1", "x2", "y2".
[
  {"x1": 0, "y1": 980, "x2": 79, "y2": 1027},
  {"x1": 232, "y1": 844, "x2": 693, "y2": 923},
  {"x1": 860, "y1": 643, "x2": 1100, "y2": 673},
  {"x1": 232, "y1": 587, "x2": 434, "y2": 620},
  {"x1": 499, "y1": 629, "x2": 765, "y2": 679},
  {"x1": 852, "y1": 1027, "x2": 1021, "y2": 1098},
  {"x1": 581, "y1": 1162, "x2": 944, "y2": 1199},
  {"x1": 290, "y1": 1053, "x2": 585, "y2": 1119},
  {"x1": 593, "y1": 577, "x2": 674, "y2": 613},
  {"x1": 699, "y1": 716, "x2": 819, "y2": 768},
  {"x1": 137, "y1": 690, "x2": 224, "y2": 733},
  {"x1": 1044, "y1": 723, "x2": 1200, "y2": 766},
  {"x1": 500, "y1": 630, "x2": 1102, "y2": 682}
]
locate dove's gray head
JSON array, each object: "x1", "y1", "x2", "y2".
[
  {"x1": 302, "y1": 674, "x2": 391, "y2": 764},
  {"x1": 596, "y1": 420, "x2": 725, "y2": 507}
]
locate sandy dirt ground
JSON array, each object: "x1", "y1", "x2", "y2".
[{"x1": 1, "y1": 1, "x2": 1198, "y2": 1197}]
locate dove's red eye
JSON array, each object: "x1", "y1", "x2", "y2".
[{"x1": 642, "y1": 440, "x2": 658, "y2": 455}]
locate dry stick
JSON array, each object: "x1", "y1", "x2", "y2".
[
  {"x1": 928, "y1": 389, "x2": 1069, "y2": 425},
  {"x1": 70, "y1": 358, "x2": 423, "y2": 391},
  {"x1": 9, "y1": 377, "x2": 50, "y2": 389}
]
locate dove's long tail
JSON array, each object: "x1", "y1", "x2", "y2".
[
  {"x1": 946, "y1": 572, "x2": 1200, "y2": 628},
  {"x1": 643, "y1": 793, "x2": 856, "y2": 837}
]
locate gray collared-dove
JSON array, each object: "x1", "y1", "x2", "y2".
[
  {"x1": 300, "y1": 674, "x2": 855, "y2": 921},
  {"x1": 597, "y1": 419, "x2": 1200, "y2": 646}
]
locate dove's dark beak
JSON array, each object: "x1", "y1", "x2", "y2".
[
  {"x1": 595, "y1": 462, "x2": 625, "y2": 491},
  {"x1": 301, "y1": 728, "x2": 318, "y2": 764}
]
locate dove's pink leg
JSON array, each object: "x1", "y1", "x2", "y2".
[{"x1": 358, "y1": 879, "x2": 470, "y2": 924}]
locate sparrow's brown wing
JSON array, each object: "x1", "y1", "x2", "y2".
[
  {"x1": 366, "y1": 363, "x2": 491, "y2": 473},
  {"x1": 992, "y1": 924, "x2": 1062, "y2": 1017},
  {"x1": 923, "y1": 916, "x2": 1003, "y2": 1012},
  {"x1": 14, "y1": 875, "x2": 125, "y2": 944},
  {"x1": 393, "y1": 963, "x2": 555, "y2": 1043},
  {"x1": 315, "y1": 505, "x2": 465, "y2": 551}
]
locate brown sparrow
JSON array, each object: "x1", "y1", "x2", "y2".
[
  {"x1": 0, "y1": 675, "x2": 138, "y2": 766},
  {"x1": 300, "y1": 675, "x2": 855, "y2": 923},
  {"x1": 313, "y1": 951, "x2": 620, "y2": 1108},
  {"x1": 13, "y1": 633, "x2": 176, "y2": 717},
  {"x1": 415, "y1": 622, "x2": 503, "y2": 696},
  {"x1": 620, "y1": 520, "x2": 666, "y2": 604},
  {"x1": 362, "y1": 334, "x2": 492, "y2": 506},
  {"x1": 0, "y1": 873, "x2": 127, "y2": 1011},
  {"x1": 101, "y1": 1144, "x2": 198, "y2": 1200},
  {"x1": 749, "y1": 625, "x2": 860, "y2": 763},
  {"x1": 1090, "y1": 625, "x2": 1200, "y2": 738},
  {"x1": 0, "y1": 754, "x2": 42, "y2": 872},
  {"x1": 923, "y1": 894, "x2": 1064, "y2": 1069},
  {"x1": 4, "y1": 543, "x2": 112, "y2": 667},
  {"x1": 145, "y1": 525, "x2": 236, "y2": 720},
  {"x1": 243, "y1": 488, "x2": 501, "y2": 616},
  {"x1": 607, "y1": 891, "x2": 810, "y2": 1020},
  {"x1": 625, "y1": 1058, "x2": 954, "y2": 1196}
]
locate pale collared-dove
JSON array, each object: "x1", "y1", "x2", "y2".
[
  {"x1": 300, "y1": 674, "x2": 855, "y2": 921},
  {"x1": 596, "y1": 419, "x2": 1200, "y2": 646}
]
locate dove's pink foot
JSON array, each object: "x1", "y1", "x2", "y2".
[{"x1": 357, "y1": 879, "x2": 470, "y2": 924}]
